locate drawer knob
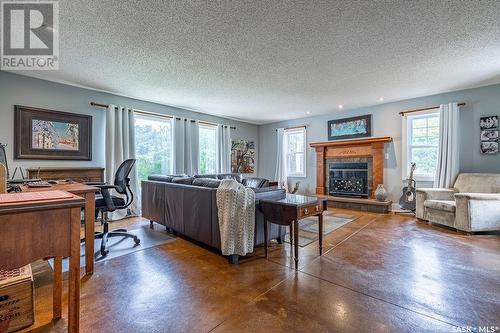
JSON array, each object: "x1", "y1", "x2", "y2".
[
  {"x1": 315, "y1": 205, "x2": 319, "y2": 212},
  {"x1": 304, "y1": 208, "x2": 309, "y2": 214}
]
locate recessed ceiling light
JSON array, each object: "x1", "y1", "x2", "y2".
[
  {"x1": 378, "y1": 97, "x2": 384, "y2": 102},
  {"x1": 306, "y1": 111, "x2": 311, "y2": 115},
  {"x1": 338, "y1": 104, "x2": 343, "y2": 109}
]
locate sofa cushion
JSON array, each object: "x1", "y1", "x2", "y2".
[
  {"x1": 194, "y1": 174, "x2": 218, "y2": 179},
  {"x1": 171, "y1": 176, "x2": 195, "y2": 185},
  {"x1": 243, "y1": 177, "x2": 268, "y2": 188},
  {"x1": 217, "y1": 173, "x2": 243, "y2": 183},
  {"x1": 192, "y1": 178, "x2": 222, "y2": 188},
  {"x1": 148, "y1": 175, "x2": 174, "y2": 182},
  {"x1": 424, "y1": 200, "x2": 456, "y2": 213}
]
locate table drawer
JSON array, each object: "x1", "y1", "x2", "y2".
[{"x1": 298, "y1": 203, "x2": 322, "y2": 218}]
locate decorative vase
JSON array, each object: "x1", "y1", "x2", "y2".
[{"x1": 375, "y1": 184, "x2": 388, "y2": 201}]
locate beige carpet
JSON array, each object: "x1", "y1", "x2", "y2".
[
  {"x1": 284, "y1": 212, "x2": 356, "y2": 247},
  {"x1": 49, "y1": 224, "x2": 175, "y2": 272}
]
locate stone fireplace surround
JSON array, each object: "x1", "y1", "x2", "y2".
[{"x1": 310, "y1": 137, "x2": 393, "y2": 212}]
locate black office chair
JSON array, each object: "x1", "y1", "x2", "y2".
[{"x1": 92, "y1": 159, "x2": 140, "y2": 257}]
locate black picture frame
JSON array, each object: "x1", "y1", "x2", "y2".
[
  {"x1": 14, "y1": 105, "x2": 92, "y2": 160},
  {"x1": 327, "y1": 115, "x2": 372, "y2": 141}
]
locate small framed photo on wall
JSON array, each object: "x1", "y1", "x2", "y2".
[{"x1": 480, "y1": 115, "x2": 498, "y2": 155}]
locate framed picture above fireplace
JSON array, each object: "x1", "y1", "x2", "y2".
[
  {"x1": 327, "y1": 114, "x2": 372, "y2": 141},
  {"x1": 14, "y1": 105, "x2": 92, "y2": 160}
]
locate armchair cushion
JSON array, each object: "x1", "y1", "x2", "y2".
[
  {"x1": 424, "y1": 200, "x2": 456, "y2": 213},
  {"x1": 416, "y1": 188, "x2": 456, "y2": 201}
]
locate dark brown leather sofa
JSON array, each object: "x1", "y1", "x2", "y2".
[{"x1": 141, "y1": 173, "x2": 286, "y2": 264}]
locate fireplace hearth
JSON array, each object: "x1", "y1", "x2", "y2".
[{"x1": 329, "y1": 162, "x2": 369, "y2": 198}]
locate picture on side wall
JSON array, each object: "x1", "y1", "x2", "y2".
[
  {"x1": 328, "y1": 114, "x2": 372, "y2": 140},
  {"x1": 231, "y1": 140, "x2": 255, "y2": 173},
  {"x1": 14, "y1": 105, "x2": 92, "y2": 160},
  {"x1": 480, "y1": 115, "x2": 498, "y2": 129},
  {"x1": 480, "y1": 130, "x2": 498, "y2": 141},
  {"x1": 481, "y1": 141, "x2": 498, "y2": 154},
  {"x1": 480, "y1": 115, "x2": 498, "y2": 155}
]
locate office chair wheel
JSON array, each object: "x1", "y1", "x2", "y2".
[
  {"x1": 134, "y1": 237, "x2": 140, "y2": 245},
  {"x1": 100, "y1": 249, "x2": 109, "y2": 257}
]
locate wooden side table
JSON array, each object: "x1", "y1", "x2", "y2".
[{"x1": 260, "y1": 194, "x2": 327, "y2": 269}]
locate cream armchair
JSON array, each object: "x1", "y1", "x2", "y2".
[{"x1": 416, "y1": 173, "x2": 500, "y2": 232}]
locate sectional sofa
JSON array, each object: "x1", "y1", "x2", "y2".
[{"x1": 141, "y1": 173, "x2": 286, "y2": 263}]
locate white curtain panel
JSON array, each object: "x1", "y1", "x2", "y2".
[
  {"x1": 434, "y1": 102, "x2": 460, "y2": 188},
  {"x1": 217, "y1": 124, "x2": 232, "y2": 173},
  {"x1": 274, "y1": 128, "x2": 288, "y2": 191},
  {"x1": 173, "y1": 118, "x2": 199, "y2": 175},
  {"x1": 105, "y1": 105, "x2": 139, "y2": 219}
]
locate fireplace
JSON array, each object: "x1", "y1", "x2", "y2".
[
  {"x1": 328, "y1": 162, "x2": 369, "y2": 198},
  {"x1": 310, "y1": 136, "x2": 392, "y2": 198}
]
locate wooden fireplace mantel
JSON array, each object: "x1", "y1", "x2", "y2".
[{"x1": 310, "y1": 136, "x2": 393, "y2": 197}]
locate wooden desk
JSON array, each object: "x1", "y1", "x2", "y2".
[
  {"x1": 24, "y1": 182, "x2": 98, "y2": 275},
  {"x1": 260, "y1": 194, "x2": 327, "y2": 269},
  {"x1": 0, "y1": 193, "x2": 85, "y2": 333}
]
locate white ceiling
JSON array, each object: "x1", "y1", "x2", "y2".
[{"x1": 17, "y1": 0, "x2": 500, "y2": 124}]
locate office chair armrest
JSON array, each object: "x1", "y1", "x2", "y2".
[{"x1": 94, "y1": 184, "x2": 119, "y2": 190}]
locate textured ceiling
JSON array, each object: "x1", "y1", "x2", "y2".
[{"x1": 16, "y1": 0, "x2": 500, "y2": 124}]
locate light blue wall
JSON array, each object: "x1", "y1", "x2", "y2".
[
  {"x1": 258, "y1": 84, "x2": 500, "y2": 202},
  {"x1": 0, "y1": 71, "x2": 259, "y2": 174}
]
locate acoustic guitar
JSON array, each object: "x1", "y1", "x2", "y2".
[{"x1": 399, "y1": 162, "x2": 417, "y2": 211}]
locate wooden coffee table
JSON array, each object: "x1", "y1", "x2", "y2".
[{"x1": 260, "y1": 194, "x2": 327, "y2": 269}]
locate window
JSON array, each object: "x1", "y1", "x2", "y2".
[
  {"x1": 199, "y1": 123, "x2": 218, "y2": 174},
  {"x1": 405, "y1": 111, "x2": 440, "y2": 181},
  {"x1": 285, "y1": 127, "x2": 306, "y2": 177},
  {"x1": 134, "y1": 114, "x2": 173, "y2": 182}
]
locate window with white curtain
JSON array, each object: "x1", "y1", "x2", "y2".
[
  {"x1": 404, "y1": 110, "x2": 440, "y2": 181},
  {"x1": 285, "y1": 127, "x2": 306, "y2": 177},
  {"x1": 199, "y1": 123, "x2": 218, "y2": 174},
  {"x1": 134, "y1": 113, "x2": 173, "y2": 182}
]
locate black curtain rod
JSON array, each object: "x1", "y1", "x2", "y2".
[
  {"x1": 275, "y1": 125, "x2": 307, "y2": 131},
  {"x1": 91, "y1": 101, "x2": 236, "y2": 130}
]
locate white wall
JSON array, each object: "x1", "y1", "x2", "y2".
[
  {"x1": 258, "y1": 84, "x2": 500, "y2": 203},
  {"x1": 0, "y1": 72, "x2": 259, "y2": 175}
]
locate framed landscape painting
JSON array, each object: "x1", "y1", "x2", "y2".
[
  {"x1": 328, "y1": 114, "x2": 372, "y2": 140},
  {"x1": 14, "y1": 105, "x2": 92, "y2": 160}
]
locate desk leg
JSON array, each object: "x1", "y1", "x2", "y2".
[
  {"x1": 289, "y1": 223, "x2": 294, "y2": 255},
  {"x1": 293, "y1": 220, "x2": 299, "y2": 270},
  {"x1": 84, "y1": 192, "x2": 95, "y2": 275},
  {"x1": 68, "y1": 207, "x2": 81, "y2": 333},
  {"x1": 263, "y1": 219, "x2": 268, "y2": 258},
  {"x1": 53, "y1": 256, "x2": 62, "y2": 319},
  {"x1": 318, "y1": 213, "x2": 323, "y2": 256}
]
